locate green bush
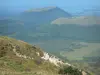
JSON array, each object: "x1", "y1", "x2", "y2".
[
  {"x1": 59, "y1": 66, "x2": 82, "y2": 75},
  {"x1": 0, "y1": 47, "x2": 7, "y2": 57}
]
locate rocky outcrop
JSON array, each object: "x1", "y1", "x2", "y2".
[
  {"x1": 41, "y1": 52, "x2": 71, "y2": 66},
  {"x1": 13, "y1": 46, "x2": 34, "y2": 59}
]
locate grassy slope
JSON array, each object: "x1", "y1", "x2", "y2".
[{"x1": 0, "y1": 36, "x2": 59, "y2": 75}]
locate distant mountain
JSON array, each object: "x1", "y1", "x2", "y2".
[
  {"x1": 20, "y1": 6, "x2": 72, "y2": 24},
  {"x1": 0, "y1": 9, "x2": 11, "y2": 19},
  {"x1": 76, "y1": 9, "x2": 100, "y2": 16},
  {"x1": 51, "y1": 16, "x2": 100, "y2": 42},
  {"x1": 0, "y1": 19, "x2": 36, "y2": 42},
  {"x1": 52, "y1": 16, "x2": 100, "y2": 25},
  {"x1": 0, "y1": 19, "x2": 24, "y2": 35},
  {"x1": 0, "y1": 9, "x2": 20, "y2": 19}
]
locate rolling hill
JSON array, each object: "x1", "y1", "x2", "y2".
[{"x1": 52, "y1": 16, "x2": 100, "y2": 25}]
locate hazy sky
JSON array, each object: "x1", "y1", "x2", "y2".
[{"x1": 0, "y1": 0, "x2": 100, "y2": 13}]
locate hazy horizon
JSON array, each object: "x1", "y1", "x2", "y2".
[{"x1": 0, "y1": 0, "x2": 100, "y2": 14}]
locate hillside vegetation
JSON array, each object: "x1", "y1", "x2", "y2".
[
  {"x1": 0, "y1": 36, "x2": 59, "y2": 75},
  {"x1": 0, "y1": 36, "x2": 86, "y2": 75}
]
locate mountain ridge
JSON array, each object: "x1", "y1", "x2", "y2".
[
  {"x1": 20, "y1": 6, "x2": 71, "y2": 24},
  {"x1": 25, "y1": 6, "x2": 58, "y2": 12},
  {"x1": 51, "y1": 16, "x2": 100, "y2": 25}
]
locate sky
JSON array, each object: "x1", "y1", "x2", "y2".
[{"x1": 0, "y1": 0, "x2": 100, "y2": 14}]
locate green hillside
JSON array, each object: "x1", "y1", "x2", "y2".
[
  {"x1": 0, "y1": 36, "x2": 59, "y2": 75},
  {"x1": 0, "y1": 36, "x2": 85, "y2": 75}
]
